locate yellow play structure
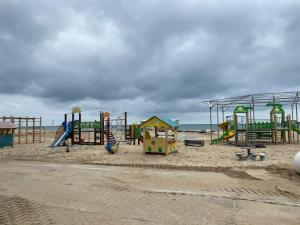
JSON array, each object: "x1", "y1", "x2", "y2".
[{"x1": 140, "y1": 116, "x2": 179, "y2": 155}]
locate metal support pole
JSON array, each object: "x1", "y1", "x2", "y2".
[
  {"x1": 252, "y1": 95, "x2": 256, "y2": 143},
  {"x1": 249, "y1": 107, "x2": 252, "y2": 143},
  {"x1": 271, "y1": 112, "x2": 274, "y2": 143},
  {"x1": 216, "y1": 104, "x2": 220, "y2": 139},
  {"x1": 32, "y1": 118, "x2": 35, "y2": 143},
  {"x1": 222, "y1": 107, "x2": 225, "y2": 123},
  {"x1": 94, "y1": 127, "x2": 96, "y2": 145},
  {"x1": 288, "y1": 115, "x2": 292, "y2": 144},
  {"x1": 79, "y1": 113, "x2": 82, "y2": 144},
  {"x1": 291, "y1": 104, "x2": 294, "y2": 141},
  {"x1": 25, "y1": 116, "x2": 28, "y2": 144},
  {"x1": 252, "y1": 103, "x2": 255, "y2": 123},
  {"x1": 39, "y1": 117, "x2": 42, "y2": 143},
  {"x1": 249, "y1": 107, "x2": 252, "y2": 123},
  {"x1": 72, "y1": 113, "x2": 75, "y2": 145},
  {"x1": 100, "y1": 112, "x2": 104, "y2": 145},
  {"x1": 222, "y1": 107, "x2": 225, "y2": 135},
  {"x1": 209, "y1": 106, "x2": 213, "y2": 144},
  {"x1": 282, "y1": 111, "x2": 286, "y2": 143},
  {"x1": 296, "y1": 93, "x2": 299, "y2": 142},
  {"x1": 107, "y1": 116, "x2": 110, "y2": 144},
  {"x1": 234, "y1": 114, "x2": 238, "y2": 146},
  {"x1": 125, "y1": 112, "x2": 127, "y2": 140},
  {"x1": 274, "y1": 114, "x2": 278, "y2": 144},
  {"x1": 18, "y1": 117, "x2": 21, "y2": 144},
  {"x1": 246, "y1": 112, "x2": 249, "y2": 145}
]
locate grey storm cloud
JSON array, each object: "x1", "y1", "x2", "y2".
[{"x1": 1, "y1": 0, "x2": 300, "y2": 115}]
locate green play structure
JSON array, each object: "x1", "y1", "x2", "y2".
[
  {"x1": 205, "y1": 92, "x2": 300, "y2": 145},
  {"x1": 212, "y1": 103, "x2": 299, "y2": 145}
]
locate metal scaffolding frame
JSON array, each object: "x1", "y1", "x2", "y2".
[
  {"x1": 203, "y1": 91, "x2": 300, "y2": 143},
  {"x1": 1, "y1": 116, "x2": 45, "y2": 144},
  {"x1": 203, "y1": 91, "x2": 300, "y2": 109}
]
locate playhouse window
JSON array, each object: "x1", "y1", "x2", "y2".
[
  {"x1": 146, "y1": 127, "x2": 165, "y2": 138},
  {"x1": 166, "y1": 130, "x2": 176, "y2": 142}
]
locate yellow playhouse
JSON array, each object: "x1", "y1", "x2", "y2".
[{"x1": 140, "y1": 116, "x2": 179, "y2": 155}]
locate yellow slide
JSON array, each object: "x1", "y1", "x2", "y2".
[
  {"x1": 219, "y1": 121, "x2": 230, "y2": 130},
  {"x1": 225, "y1": 129, "x2": 235, "y2": 139},
  {"x1": 212, "y1": 121, "x2": 235, "y2": 144}
]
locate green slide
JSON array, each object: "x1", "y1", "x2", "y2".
[{"x1": 212, "y1": 126, "x2": 235, "y2": 144}]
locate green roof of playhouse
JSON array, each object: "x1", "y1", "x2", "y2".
[
  {"x1": 266, "y1": 102, "x2": 283, "y2": 108},
  {"x1": 266, "y1": 102, "x2": 285, "y2": 114},
  {"x1": 140, "y1": 116, "x2": 179, "y2": 128},
  {"x1": 271, "y1": 106, "x2": 285, "y2": 114},
  {"x1": 234, "y1": 106, "x2": 249, "y2": 113}
]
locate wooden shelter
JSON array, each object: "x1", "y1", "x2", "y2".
[
  {"x1": 140, "y1": 116, "x2": 178, "y2": 155},
  {"x1": 0, "y1": 121, "x2": 16, "y2": 148}
]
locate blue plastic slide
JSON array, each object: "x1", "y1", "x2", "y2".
[{"x1": 49, "y1": 121, "x2": 73, "y2": 148}]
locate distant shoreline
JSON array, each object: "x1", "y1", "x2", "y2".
[
  {"x1": 43, "y1": 124, "x2": 217, "y2": 133},
  {"x1": 178, "y1": 130, "x2": 214, "y2": 133}
]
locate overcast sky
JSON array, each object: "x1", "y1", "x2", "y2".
[{"x1": 1, "y1": 0, "x2": 300, "y2": 125}]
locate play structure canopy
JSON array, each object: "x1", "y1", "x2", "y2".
[
  {"x1": 270, "y1": 105, "x2": 285, "y2": 114},
  {"x1": 0, "y1": 121, "x2": 16, "y2": 129},
  {"x1": 140, "y1": 116, "x2": 179, "y2": 129},
  {"x1": 203, "y1": 91, "x2": 300, "y2": 109},
  {"x1": 234, "y1": 106, "x2": 249, "y2": 113}
]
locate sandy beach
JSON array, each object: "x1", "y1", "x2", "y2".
[
  {"x1": 1, "y1": 131, "x2": 299, "y2": 175},
  {"x1": 1, "y1": 131, "x2": 300, "y2": 225}
]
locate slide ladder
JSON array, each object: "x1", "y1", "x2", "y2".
[{"x1": 106, "y1": 130, "x2": 116, "y2": 144}]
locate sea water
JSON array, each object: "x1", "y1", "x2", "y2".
[
  {"x1": 179, "y1": 124, "x2": 218, "y2": 131},
  {"x1": 44, "y1": 124, "x2": 218, "y2": 132}
]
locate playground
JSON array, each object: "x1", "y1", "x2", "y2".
[
  {"x1": 1, "y1": 91, "x2": 299, "y2": 179},
  {"x1": 0, "y1": 91, "x2": 300, "y2": 224},
  {"x1": 0, "y1": 130, "x2": 300, "y2": 225},
  {"x1": 50, "y1": 107, "x2": 128, "y2": 148},
  {"x1": 0, "y1": 92, "x2": 299, "y2": 179},
  {"x1": 0, "y1": 130, "x2": 299, "y2": 176},
  {"x1": 204, "y1": 92, "x2": 300, "y2": 147}
]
